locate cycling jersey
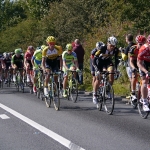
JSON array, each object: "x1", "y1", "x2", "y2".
[
  {"x1": 62, "y1": 51, "x2": 77, "y2": 65},
  {"x1": 32, "y1": 49, "x2": 42, "y2": 61},
  {"x1": 32, "y1": 50, "x2": 42, "y2": 70},
  {"x1": 93, "y1": 45, "x2": 119, "y2": 70},
  {"x1": 2, "y1": 58, "x2": 11, "y2": 69},
  {"x1": 11, "y1": 54, "x2": 24, "y2": 68},
  {"x1": 138, "y1": 44, "x2": 150, "y2": 62},
  {"x1": 42, "y1": 45, "x2": 62, "y2": 59},
  {"x1": 25, "y1": 51, "x2": 34, "y2": 61}
]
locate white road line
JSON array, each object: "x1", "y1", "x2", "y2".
[
  {"x1": 0, "y1": 103, "x2": 85, "y2": 150},
  {"x1": 0, "y1": 114, "x2": 10, "y2": 119}
]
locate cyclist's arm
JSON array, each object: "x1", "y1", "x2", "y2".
[
  {"x1": 31, "y1": 56, "x2": 35, "y2": 67},
  {"x1": 137, "y1": 59, "x2": 147, "y2": 74},
  {"x1": 62, "y1": 59, "x2": 69, "y2": 70},
  {"x1": 129, "y1": 56, "x2": 135, "y2": 70},
  {"x1": 59, "y1": 56, "x2": 62, "y2": 70},
  {"x1": 1, "y1": 59, "x2": 6, "y2": 69},
  {"x1": 11, "y1": 55, "x2": 16, "y2": 68}
]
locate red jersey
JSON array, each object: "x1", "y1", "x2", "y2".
[
  {"x1": 25, "y1": 51, "x2": 34, "y2": 61},
  {"x1": 138, "y1": 44, "x2": 150, "y2": 62}
]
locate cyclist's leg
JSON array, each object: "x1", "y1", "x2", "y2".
[
  {"x1": 25, "y1": 62, "x2": 30, "y2": 83},
  {"x1": 12, "y1": 64, "x2": 17, "y2": 82},
  {"x1": 107, "y1": 61, "x2": 114, "y2": 85},
  {"x1": 130, "y1": 69, "x2": 138, "y2": 103},
  {"x1": 139, "y1": 64, "x2": 150, "y2": 111},
  {"x1": 33, "y1": 60, "x2": 41, "y2": 92},
  {"x1": 93, "y1": 71, "x2": 101, "y2": 104},
  {"x1": 90, "y1": 58, "x2": 96, "y2": 89},
  {"x1": 62, "y1": 66, "x2": 68, "y2": 97},
  {"x1": 44, "y1": 58, "x2": 51, "y2": 96}
]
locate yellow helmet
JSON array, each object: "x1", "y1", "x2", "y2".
[
  {"x1": 66, "y1": 43, "x2": 73, "y2": 51},
  {"x1": 46, "y1": 36, "x2": 56, "y2": 44},
  {"x1": 41, "y1": 45, "x2": 46, "y2": 50}
]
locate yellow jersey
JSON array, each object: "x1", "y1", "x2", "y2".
[{"x1": 42, "y1": 45, "x2": 63, "y2": 59}]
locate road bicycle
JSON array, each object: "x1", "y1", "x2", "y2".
[
  {"x1": 36, "y1": 67, "x2": 44, "y2": 100},
  {"x1": 15, "y1": 68, "x2": 24, "y2": 93},
  {"x1": 3, "y1": 68, "x2": 13, "y2": 87},
  {"x1": 66, "y1": 70, "x2": 78, "y2": 103},
  {"x1": 96, "y1": 71, "x2": 115, "y2": 115},
  {"x1": 44, "y1": 71, "x2": 60, "y2": 111}
]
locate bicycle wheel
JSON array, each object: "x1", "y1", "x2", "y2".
[
  {"x1": 67, "y1": 88, "x2": 70, "y2": 100},
  {"x1": 44, "y1": 96, "x2": 51, "y2": 108},
  {"x1": 97, "y1": 87, "x2": 103, "y2": 111},
  {"x1": 70, "y1": 78, "x2": 78, "y2": 103},
  {"x1": 53, "y1": 82, "x2": 60, "y2": 111},
  {"x1": 103, "y1": 82, "x2": 115, "y2": 115},
  {"x1": 20, "y1": 81, "x2": 24, "y2": 93},
  {"x1": 137, "y1": 87, "x2": 149, "y2": 119}
]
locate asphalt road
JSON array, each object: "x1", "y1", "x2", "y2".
[{"x1": 0, "y1": 86, "x2": 150, "y2": 150}]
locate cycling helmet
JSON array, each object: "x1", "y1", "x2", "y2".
[
  {"x1": 108, "y1": 36, "x2": 117, "y2": 46},
  {"x1": 41, "y1": 45, "x2": 46, "y2": 50},
  {"x1": 28, "y1": 46, "x2": 34, "y2": 50},
  {"x1": 36, "y1": 47, "x2": 41, "y2": 50},
  {"x1": 135, "y1": 35, "x2": 146, "y2": 44},
  {"x1": 147, "y1": 35, "x2": 150, "y2": 44},
  {"x1": 15, "y1": 48, "x2": 21, "y2": 54},
  {"x1": 66, "y1": 43, "x2": 73, "y2": 51},
  {"x1": 46, "y1": 36, "x2": 56, "y2": 44},
  {"x1": 3, "y1": 52, "x2": 8, "y2": 58},
  {"x1": 96, "y1": 41, "x2": 105, "y2": 49}
]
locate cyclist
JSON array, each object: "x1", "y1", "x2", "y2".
[
  {"x1": 128, "y1": 35, "x2": 146, "y2": 104},
  {"x1": 137, "y1": 35, "x2": 150, "y2": 111},
  {"x1": 11, "y1": 48, "x2": 24, "y2": 82},
  {"x1": 90, "y1": 41, "x2": 105, "y2": 93},
  {"x1": 1, "y1": 52, "x2": 12, "y2": 84},
  {"x1": 42, "y1": 36, "x2": 63, "y2": 96},
  {"x1": 24, "y1": 46, "x2": 35, "y2": 83},
  {"x1": 92, "y1": 36, "x2": 119, "y2": 105},
  {"x1": 62, "y1": 43, "x2": 80, "y2": 97},
  {"x1": 31, "y1": 45, "x2": 46, "y2": 93}
]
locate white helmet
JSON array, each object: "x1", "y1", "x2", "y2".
[
  {"x1": 96, "y1": 41, "x2": 105, "y2": 49},
  {"x1": 108, "y1": 36, "x2": 117, "y2": 46}
]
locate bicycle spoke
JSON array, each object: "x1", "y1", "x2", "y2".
[
  {"x1": 104, "y1": 82, "x2": 115, "y2": 115},
  {"x1": 53, "y1": 83, "x2": 60, "y2": 111},
  {"x1": 70, "y1": 79, "x2": 78, "y2": 103}
]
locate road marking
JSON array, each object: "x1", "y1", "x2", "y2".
[
  {"x1": 0, "y1": 103, "x2": 85, "y2": 150},
  {"x1": 0, "y1": 114, "x2": 10, "y2": 119}
]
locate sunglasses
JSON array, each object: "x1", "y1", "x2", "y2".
[{"x1": 48, "y1": 42, "x2": 55, "y2": 45}]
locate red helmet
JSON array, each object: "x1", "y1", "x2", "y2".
[
  {"x1": 135, "y1": 35, "x2": 146, "y2": 44},
  {"x1": 147, "y1": 35, "x2": 150, "y2": 44}
]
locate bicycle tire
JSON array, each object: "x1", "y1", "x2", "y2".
[
  {"x1": 137, "y1": 87, "x2": 149, "y2": 119},
  {"x1": 103, "y1": 82, "x2": 115, "y2": 115},
  {"x1": 70, "y1": 78, "x2": 78, "y2": 103},
  {"x1": 67, "y1": 88, "x2": 70, "y2": 100},
  {"x1": 53, "y1": 82, "x2": 60, "y2": 111},
  {"x1": 44, "y1": 96, "x2": 51, "y2": 108},
  {"x1": 97, "y1": 87, "x2": 103, "y2": 111}
]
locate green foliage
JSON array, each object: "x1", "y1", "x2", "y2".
[{"x1": 1, "y1": 0, "x2": 150, "y2": 95}]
